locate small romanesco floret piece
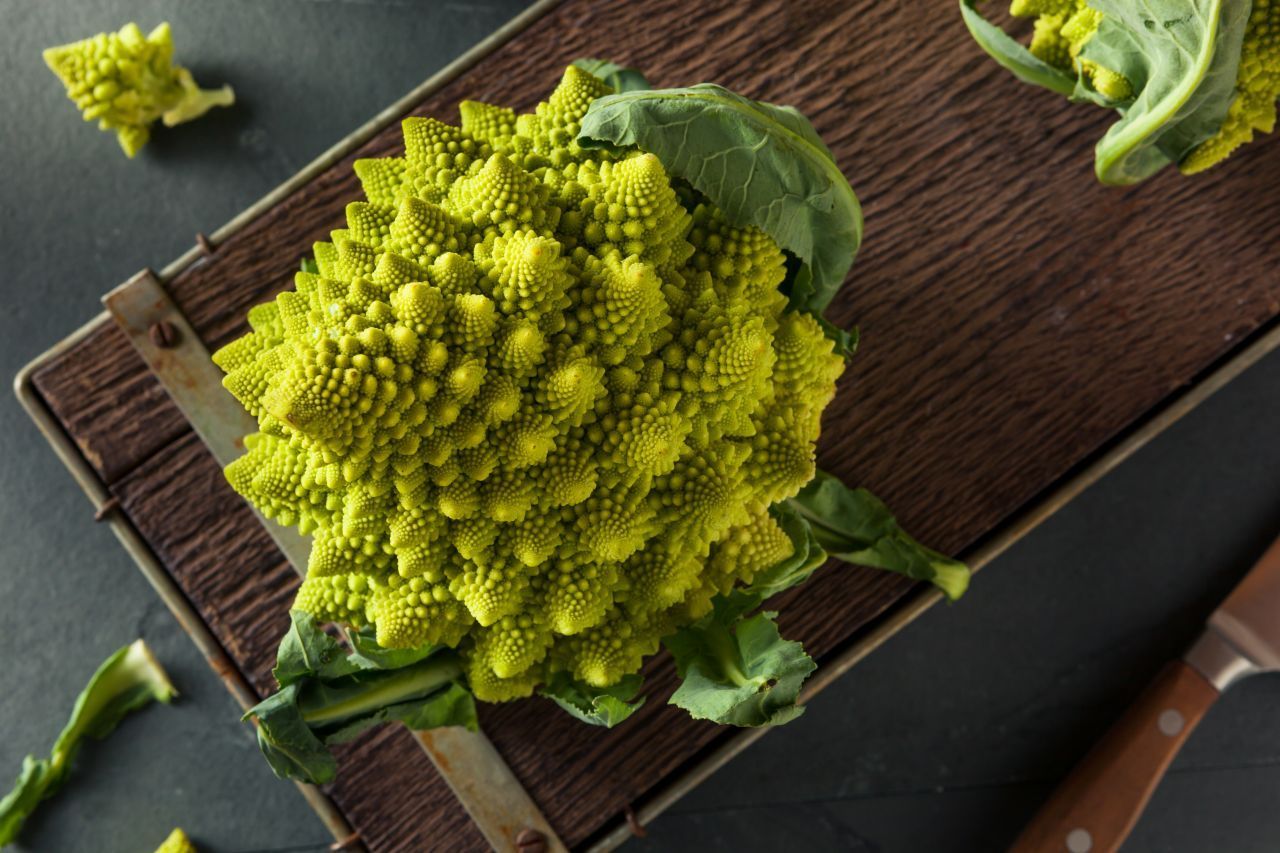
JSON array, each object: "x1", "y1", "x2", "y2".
[
  {"x1": 215, "y1": 66, "x2": 846, "y2": 700},
  {"x1": 1006, "y1": 0, "x2": 1280, "y2": 170},
  {"x1": 43, "y1": 22, "x2": 234, "y2": 157},
  {"x1": 1011, "y1": 0, "x2": 1132, "y2": 100},
  {"x1": 154, "y1": 828, "x2": 198, "y2": 853}
]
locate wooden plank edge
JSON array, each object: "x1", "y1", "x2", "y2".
[
  {"x1": 584, "y1": 314, "x2": 1280, "y2": 852},
  {"x1": 100, "y1": 270, "x2": 567, "y2": 853},
  {"x1": 102, "y1": 270, "x2": 315, "y2": 570},
  {"x1": 13, "y1": 345, "x2": 361, "y2": 850}
]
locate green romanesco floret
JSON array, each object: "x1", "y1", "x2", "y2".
[
  {"x1": 154, "y1": 828, "x2": 197, "y2": 853},
  {"x1": 1010, "y1": 0, "x2": 1132, "y2": 100},
  {"x1": 1183, "y1": 0, "x2": 1280, "y2": 172},
  {"x1": 43, "y1": 22, "x2": 234, "y2": 157},
  {"x1": 215, "y1": 65, "x2": 844, "y2": 701},
  {"x1": 1008, "y1": 0, "x2": 1280, "y2": 171}
]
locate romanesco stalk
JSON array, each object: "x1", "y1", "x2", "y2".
[
  {"x1": 43, "y1": 22, "x2": 234, "y2": 157},
  {"x1": 0, "y1": 641, "x2": 177, "y2": 845}
]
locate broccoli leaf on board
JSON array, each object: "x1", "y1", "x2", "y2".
[
  {"x1": 666, "y1": 608, "x2": 815, "y2": 727},
  {"x1": 959, "y1": 0, "x2": 1082, "y2": 98},
  {"x1": 788, "y1": 471, "x2": 970, "y2": 601},
  {"x1": 662, "y1": 473, "x2": 969, "y2": 727},
  {"x1": 578, "y1": 84, "x2": 862, "y2": 345},
  {"x1": 0, "y1": 641, "x2": 177, "y2": 845},
  {"x1": 540, "y1": 672, "x2": 646, "y2": 728},
  {"x1": 748, "y1": 503, "x2": 831, "y2": 604},
  {"x1": 1084, "y1": 0, "x2": 1249, "y2": 184},
  {"x1": 247, "y1": 611, "x2": 476, "y2": 784},
  {"x1": 661, "y1": 506, "x2": 825, "y2": 727},
  {"x1": 571, "y1": 58, "x2": 651, "y2": 93}
]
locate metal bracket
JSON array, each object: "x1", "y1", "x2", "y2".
[{"x1": 103, "y1": 269, "x2": 566, "y2": 853}]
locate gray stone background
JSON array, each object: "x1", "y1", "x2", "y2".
[{"x1": 1, "y1": 2, "x2": 1277, "y2": 851}]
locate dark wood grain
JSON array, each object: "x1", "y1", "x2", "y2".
[
  {"x1": 28, "y1": 0, "x2": 1280, "y2": 849},
  {"x1": 31, "y1": 323, "x2": 188, "y2": 484}
]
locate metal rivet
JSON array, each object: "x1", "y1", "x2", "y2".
[
  {"x1": 1158, "y1": 709, "x2": 1185, "y2": 737},
  {"x1": 149, "y1": 321, "x2": 179, "y2": 349},
  {"x1": 1067, "y1": 827, "x2": 1093, "y2": 852},
  {"x1": 515, "y1": 828, "x2": 547, "y2": 853},
  {"x1": 93, "y1": 495, "x2": 121, "y2": 522}
]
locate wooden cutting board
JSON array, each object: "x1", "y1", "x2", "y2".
[{"x1": 23, "y1": 0, "x2": 1280, "y2": 849}]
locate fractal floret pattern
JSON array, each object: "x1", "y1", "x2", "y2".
[{"x1": 215, "y1": 66, "x2": 844, "y2": 701}]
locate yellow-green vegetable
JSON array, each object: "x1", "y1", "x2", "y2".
[
  {"x1": 962, "y1": 0, "x2": 1280, "y2": 182},
  {"x1": 154, "y1": 828, "x2": 197, "y2": 853},
  {"x1": 228, "y1": 65, "x2": 967, "y2": 778},
  {"x1": 43, "y1": 22, "x2": 234, "y2": 157}
]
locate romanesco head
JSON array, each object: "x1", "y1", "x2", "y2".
[
  {"x1": 43, "y1": 22, "x2": 234, "y2": 157},
  {"x1": 216, "y1": 66, "x2": 845, "y2": 700}
]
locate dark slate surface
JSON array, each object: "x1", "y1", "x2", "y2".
[
  {"x1": 1, "y1": 2, "x2": 1278, "y2": 852},
  {"x1": 636, "y1": 345, "x2": 1280, "y2": 852}
]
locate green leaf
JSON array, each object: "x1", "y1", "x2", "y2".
[
  {"x1": 247, "y1": 620, "x2": 474, "y2": 784},
  {"x1": 1083, "y1": 0, "x2": 1249, "y2": 184},
  {"x1": 0, "y1": 641, "x2": 176, "y2": 845},
  {"x1": 0, "y1": 759, "x2": 49, "y2": 845},
  {"x1": 322, "y1": 682, "x2": 477, "y2": 746},
  {"x1": 788, "y1": 471, "x2": 970, "y2": 601},
  {"x1": 746, "y1": 504, "x2": 830, "y2": 603},
  {"x1": 666, "y1": 610, "x2": 814, "y2": 727},
  {"x1": 660, "y1": 502, "x2": 833, "y2": 727},
  {"x1": 540, "y1": 672, "x2": 645, "y2": 728},
  {"x1": 247, "y1": 684, "x2": 336, "y2": 784},
  {"x1": 347, "y1": 624, "x2": 439, "y2": 670},
  {"x1": 272, "y1": 610, "x2": 357, "y2": 686},
  {"x1": 578, "y1": 85, "x2": 862, "y2": 316},
  {"x1": 299, "y1": 257, "x2": 319, "y2": 274},
  {"x1": 958, "y1": 0, "x2": 1080, "y2": 98},
  {"x1": 571, "y1": 58, "x2": 651, "y2": 93}
]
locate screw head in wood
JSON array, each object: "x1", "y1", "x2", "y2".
[
  {"x1": 515, "y1": 828, "x2": 547, "y2": 853},
  {"x1": 149, "y1": 320, "x2": 179, "y2": 349}
]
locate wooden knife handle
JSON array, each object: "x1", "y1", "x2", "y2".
[{"x1": 1010, "y1": 661, "x2": 1220, "y2": 853}]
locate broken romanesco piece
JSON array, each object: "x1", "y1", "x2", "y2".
[
  {"x1": 1008, "y1": 0, "x2": 1279, "y2": 173},
  {"x1": 43, "y1": 22, "x2": 234, "y2": 157}
]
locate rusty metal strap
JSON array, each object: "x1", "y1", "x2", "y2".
[{"x1": 103, "y1": 269, "x2": 566, "y2": 853}]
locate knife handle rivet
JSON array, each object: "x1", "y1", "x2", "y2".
[
  {"x1": 1158, "y1": 709, "x2": 1185, "y2": 737},
  {"x1": 1066, "y1": 827, "x2": 1092, "y2": 852}
]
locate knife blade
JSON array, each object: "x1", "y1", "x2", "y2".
[{"x1": 1011, "y1": 534, "x2": 1280, "y2": 853}]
